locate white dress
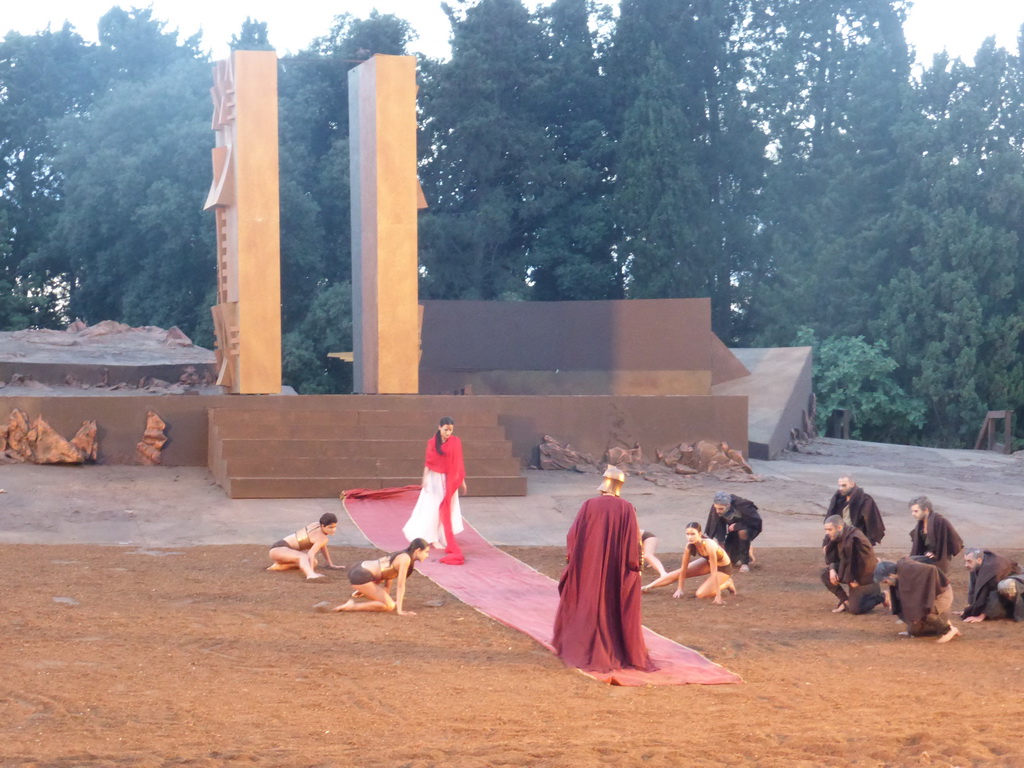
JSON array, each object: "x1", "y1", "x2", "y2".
[{"x1": 401, "y1": 468, "x2": 464, "y2": 547}]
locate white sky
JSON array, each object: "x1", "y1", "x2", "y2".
[{"x1": 2, "y1": 0, "x2": 1023, "y2": 64}]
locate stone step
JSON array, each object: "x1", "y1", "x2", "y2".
[
  {"x1": 221, "y1": 455, "x2": 522, "y2": 478},
  {"x1": 225, "y1": 475, "x2": 527, "y2": 499},
  {"x1": 210, "y1": 422, "x2": 508, "y2": 441},
  {"x1": 210, "y1": 409, "x2": 500, "y2": 428},
  {"x1": 215, "y1": 438, "x2": 515, "y2": 460},
  {"x1": 208, "y1": 407, "x2": 526, "y2": 499}
]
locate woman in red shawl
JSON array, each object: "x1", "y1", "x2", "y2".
[{"x1": 401, "y1": 417, "x2": 468, "y2": 565}]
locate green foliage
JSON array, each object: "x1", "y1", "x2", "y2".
[
  {"x1": 796, "y1": 328, "x2": 925, "y2": 443},
  {"x1": 39, "y1": 55, "x2": 214, "y2": 338},
  {"x1": 231, "y1": 19, "x2": 274, "y2": 51},
  {"x1": 281, "y1": 282, "x2": 353, "y2": 394},
  {"x1": 3, "y1": 0, "x2": 1024, "y2": 437}
]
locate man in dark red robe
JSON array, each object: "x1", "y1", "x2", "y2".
[{"x1": 552, "y1": 466, "x2": 655, "y2": 673}]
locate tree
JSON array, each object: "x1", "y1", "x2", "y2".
[
  {"x1": 524, "y1": 0, "x2": 621, "y2": 300},
  {"x1": 38, "y1": 55, "x2": 214, "y2": 337},
  {"x1": 419, "y1": 0, "x2": 556, "y2": 300},
  {"x1": 796, "y1": 327, "x2": 925, "y2": 443},
  {"x1": 0, "y1": 24, "x2": 102, "y2": 326},
  {"x1": 608, "y1": 0, "x2": 765, "y2": 338},
  {"x1": 230, "y1": 18, "x2": 274, "y2": 51},
  {"x1": 614, "y1": 46, "x2": 707, "y2": 299},
  {"x1": 745, "y1": 0, "x2": 917, "y2": 344}
]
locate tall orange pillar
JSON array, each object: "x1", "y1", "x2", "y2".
[
  {"x1": 205, "y1": 50, "x2": 282, "y2": 394},
  {"x1": 349, "y1": 55, "x2": 420, "y2": 394}
]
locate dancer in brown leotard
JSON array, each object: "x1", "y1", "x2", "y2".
[{"x1": 267, "y1": 513, "x2": 343, "y2": 580}]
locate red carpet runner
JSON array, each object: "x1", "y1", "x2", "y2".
[{"x1": 342, "y1": 486, "x2": 741, "y2": 686}]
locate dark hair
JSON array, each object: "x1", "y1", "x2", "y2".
[
  {"x1": 389, "y1": 538, "x2": 430, "y2": 577},
  {"x1": 319, "y1": 513, "x2": 338, "y2": 527},
  {"x1": 434, "y1": 416, "x2": 455, "y2": 455},
  {"x1": 874, "y1": 560, "x2": 897, "y2": 584},
  {"x1": 909, "y1": 496, "x2": 933, "y2": 513},
  {"x1": 685, "y1": 521, "x2": 703, "y2": 534}
]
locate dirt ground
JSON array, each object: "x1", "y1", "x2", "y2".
[{"x1": 4, "y1": 538, "x2": 1024, "y2": 768}]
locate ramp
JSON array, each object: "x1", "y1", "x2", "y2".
[{"x1": 342, "y1": 486, "x2": 741, "y2": 686}]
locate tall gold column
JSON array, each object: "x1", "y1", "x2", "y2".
[
  {"x1": 205, "y1": 50, "x2": 282, "y2": 394},
  {"x1": 349, "y1": 55, "x2": 420, "y2": 394}
]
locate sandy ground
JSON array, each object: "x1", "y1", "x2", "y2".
[{"x1": 3, "y1": 438, "x2": 1024, "y2": 767}]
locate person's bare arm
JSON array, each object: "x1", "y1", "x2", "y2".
[
  {"x1": 673, "y1": 551, "x2": 691, "y2": 599},
  {"x1": 320, "y1": 544, "x2": 344, "y2": 569},
  {"x1": 393, "y1": 555, "x2": 416, "y2": 616},
  {"x1": 307, "y1": 539, "x2": 327, "y2": 572}
]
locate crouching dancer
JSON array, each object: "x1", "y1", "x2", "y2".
[
  {"x1": 821, "y1": 515, "x2": 885, "y2": 614},
  {"x1": 962, "y1": 548, "x2": 1024, "y2": 623},
  {"x1": 642, "y1": 521, "x2": 735, "y2": 604},
  {"x1": 330, "y1": 539, "x2": 430, "y2": 615},
  {"x1": 874, "y1": 559, "x2": 960, "y2": 643},
  {"x1": 268, "y1": 513, "x2": 343, "y2": 579}
]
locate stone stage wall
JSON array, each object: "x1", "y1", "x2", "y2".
[{"x1": 0, "y1": 393, "x2": 748, "y2": 469}]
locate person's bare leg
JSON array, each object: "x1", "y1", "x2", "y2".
[
  {"x1": 643, "y1": 539, "x2": 668, "y2": 577},
  {"x1": 642, "y1": 568, "x2": 681, "y2": 592},
  {"x1": 297, "y1": 554, "x2": 322, "y2": 580},
  {"x1": 645, "y1": 552, "x2": 668, "y2": 578},
  {"x1": 720, "y1": 574, "x2": 737, "y2": 594},
  {"x1": 335, "y1": 584, "x2": 393, "y2": 612},
  {"x1": 268, "y1": 547, "x2": 302, "y2": 572},
  {"x1": 685, "y1": 559, "x2": 712, "y2": 578},
  {"x1": 695, "y1": 572, "x2": 734, "y2": 599}
]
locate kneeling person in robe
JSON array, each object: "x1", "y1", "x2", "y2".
[
  {"x1": 821, "y1": 515, "x2": 885, "y2": 614},
  {"x1": 875, "y1": 558, "x2": 960, "y2": 643},
  {"x1": 962, "y1": 548, "x2": 1024, "y2": 623}
]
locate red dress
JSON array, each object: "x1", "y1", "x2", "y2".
[
  {"x1": 424, "y1": 435, "x2": 466, "y2": 565},
  {"x1": 552, "y1": 494, "x2": 654, "y2": 672}
]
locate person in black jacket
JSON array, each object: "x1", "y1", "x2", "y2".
[{"x1": 706, "y1": 491, "x2": 761, "y2": 572}]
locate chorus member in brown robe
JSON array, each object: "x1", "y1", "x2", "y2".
[
  {"x1": 825, "y1": 475, "x2": 885, "y2": 545},
  {"x1": 908, "y1": 496, "x2": 963, "y2": 575},
  {"x1": 706, "y1": 491, "x2": 761, "y2": 572},
  {"x1": 874, "y1": 559, "x2": 960, "y2": 643},
  {"x1": 552, "y1": 466, "x2": 654, "y2": 674},
  {"x1": 962, "y1": 548, "x2": 1024, "y2": 622},
  {"x1": 821, "y1": 515, "x2": 885, "y2": 614},
  {"x1": 267, "y1": 513, "x2": 343, "y2": 579}
]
